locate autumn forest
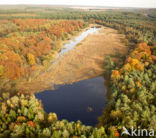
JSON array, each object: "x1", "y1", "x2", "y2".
[{"x1": 0, "y1": 5, "x2": 156, "y2": 138}]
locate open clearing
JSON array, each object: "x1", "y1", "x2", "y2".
[{"x1": 17, "y1": 26, "x2": 128, "y2": 93}]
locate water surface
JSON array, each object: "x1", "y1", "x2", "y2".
[
  {"x1": 59, "y1": 27, "x2": 100, "y2": 56},
  {"x1": 35, "y1": 77, "x2": 107, "y2": 126},
  {"x1": 36, "y1": 27, "x2": 106, "y2": 126}
]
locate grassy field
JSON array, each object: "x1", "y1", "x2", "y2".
[{"x1": 16, "y1": 26, "x2": 128, "y2": 93}]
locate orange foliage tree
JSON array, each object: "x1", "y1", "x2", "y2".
[{"x1": 0, "y1": 19, "x2": 87, "y2": 80}]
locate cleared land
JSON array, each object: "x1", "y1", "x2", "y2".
[{"x1": 17, "y1": 26, "x2": 128, "y2": 93}]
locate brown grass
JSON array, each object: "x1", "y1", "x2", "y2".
[{"x1": 17, "y1": 26, "x2": 128, "y2": 93}]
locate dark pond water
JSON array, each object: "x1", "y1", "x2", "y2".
[{"x1": 35, "y1": 77, "x2": 107, "y2": 126}]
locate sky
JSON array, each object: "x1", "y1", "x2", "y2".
[{"x1": 0, "y1": 0, "x2": 156, "y2": 8}]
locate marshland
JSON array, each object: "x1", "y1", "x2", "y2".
[{"x1": 0, "y1": 4, "x2": 156, "y2": 138}]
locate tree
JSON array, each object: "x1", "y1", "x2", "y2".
[
  {"x1": 0, "y1": 65, "x2": 4, "y2": 76},
  {"x1": 27, "y1": 53, "x2": 35, "y2": 65}
]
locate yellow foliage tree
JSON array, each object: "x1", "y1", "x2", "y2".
[
  {"x1": 27, "y1": 53, "x2": 35, "y2": 65},
  {"x1": 0, "y1": 65, "x2": 4, "y2": 76},
  {"x1": 110, "y1": 110, "x2": 122, "y2": 119},
  {"x1": 111, "y1": 70, "x2": 120, "y2": 80}
]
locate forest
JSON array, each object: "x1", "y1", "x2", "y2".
[
  {"x1": 0, "y1": 5, "x2": 156, "y2": 138},
  {"x1": 0, "y1": 19, "x2": 87, "y2": 80}
]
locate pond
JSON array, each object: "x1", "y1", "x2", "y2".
[
  {"x1": 59, "y1": 27, "x2": 100, "y2": 56},
  {"x1": 35, "y1": 77, "x2": 107, "y2": 126},
  {"x1": 35, "y1": 26, "x2": 106, "y2": 126}
]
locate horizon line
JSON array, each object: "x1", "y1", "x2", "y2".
[{"x1": 0, "y1": 4, "x2": 155, "y2": 9}]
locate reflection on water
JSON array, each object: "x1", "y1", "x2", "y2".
[
  {"x1": 59, "y1": 27, "x2": 100, "y2": 56},
  {"x1": 35, "y1": 77, "x2": 107, "y2": 126}
]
